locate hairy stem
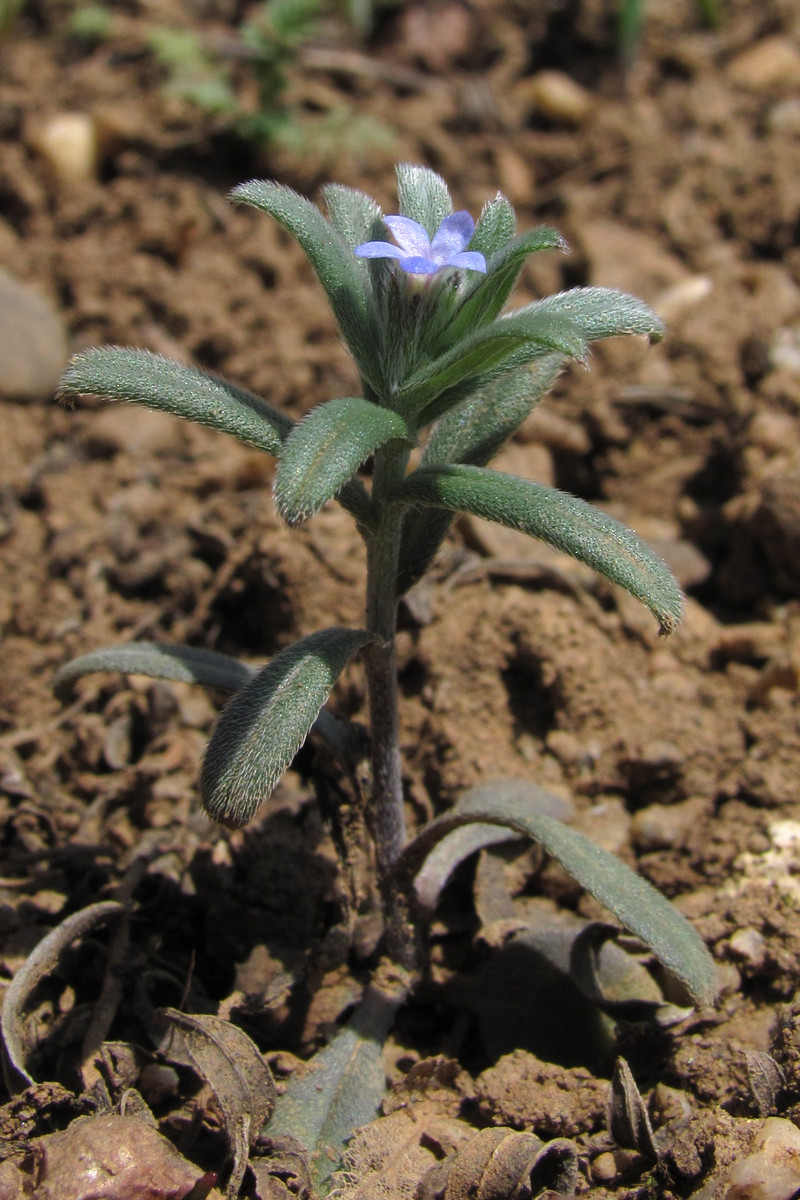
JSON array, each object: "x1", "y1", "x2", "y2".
[{"x1": 364, "y1": 439, "x2": 417, "y2": 968}]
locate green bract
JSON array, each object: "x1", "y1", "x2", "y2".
[{"x1": 56, "y1": 163, "x2": 716, "y2": 1186}]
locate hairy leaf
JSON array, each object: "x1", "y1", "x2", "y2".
[
  {"x1": 395, "y1": 163, "x2": 452, "y2": 238},
  {"x1": 439, "y1": 226, "x2": 569, "y2": 351},
  {"x1": 521, "y1": 287, "x2": 664, "y2": 343},
  {"x1": 399, "y1": 313, "x2": 586, "y2": 421},
  {"x1": 468, "y1": 192, "x2": 516, "y2": 259},
  {"x1": 54, "y1": 641, "x2": 255, "y2": 701},
  {"x1": 230, "y1": 180, "x2": 380, "y2": 386},
  {"x1": 399, "y1": 793, "x2": 718, "y2": 1007},
  {"x1": 322, "y1": 183, "x2": 383, "y2": 250},
  {"x1": 415, "y1": 779, "x2": 574, "y2": 915},
  {"x1": 201, "y1": 628, "x2": 372, "y2": 827},
  {"x1": 274, "y1": 398, "x2": 413, "y2": 525},
  {"x1": 394, "y1": 464, "x2": 684, "y2": 633},
  {"x1": 396, "y1": 357, "x2": 566, "y2": 594},
  {"x1": 59, "y1": 347, "x2": 293, "y2": 456},
  {"x1": 267, "y1": 981, "x2": 405, "y2": 1195}
]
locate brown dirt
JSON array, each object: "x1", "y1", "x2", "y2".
[{"x1": 1, "y1": 0, "x2": 800, "y2": 1196}]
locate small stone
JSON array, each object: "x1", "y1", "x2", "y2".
[
  {"x1": 0, "y1": 268, "x2": 68, "y2": 401},
  {"x1": 29, "y1": 111, "x2": 99, "y2": 185},
  {"x1": 631, "y1": 796, "x2": 706, "y2": 851},
  {"x1": 86, "y1": 404, "x2": 183, "y2": 456},
  {"x1": 516, "y1": 407, "x2": 591, "y2": 454},
  {"x1": 591, "y1": 1151, "x2": 618, "y2": 1183},
  {"x1": 767, "y1": 98, "x2": 800, "y2": 134},
  {"x1": 525, "y1": 70, "x2": 592, "y2": 125},
  {"x1": 749, "y1": 410, "x2": 799, "y2": 455},
  {"x1": 770, "y1": 327, "x2": 800, "y2": 377},
  {"x1": 654, "y1": 275, "x2": 713, "y2": 323},
  {"x1": 728, "y1": 37, "x2": 800, "y2": 90},
  {"x1": 728, "y1": 927, "x2": 767, "y2": 968}
]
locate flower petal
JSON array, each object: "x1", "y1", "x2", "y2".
[
  {"x1": 430, "y1": 211, "x2": 475, "y2": 260},
  {"x1": 354, "y1": 241, "x2": 407, "y2": 260},
  {"x1": 397, "y1": 255, "x2": 440, "y2": 275},
  {"x1": 445, "y1": 251, "x2": 487, "y2": 273},
  {"x1": 383, "y1": 215, "x2": 432, "y2": 257}
]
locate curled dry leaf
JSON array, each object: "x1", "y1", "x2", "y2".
[
  {"x1": 607, "y1": 1057, "x2": 658, "y2": 1162},
  {"x1": 0, "y1": 900, "x2": 125, "y2": 1092},
  {"x1": 158, "y1": 1008, "x2": 277, "y2": 1200},
  {"x1": 417, "y1": 1127, "x2": 578, "y2": 1200},
  {"x1": 0, "y1": 1111, "x2": 215, "y2": 1200}
]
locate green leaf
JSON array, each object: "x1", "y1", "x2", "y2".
[
  {"x1": 399, "y1": 312, "x2": 586, "y2": 422},
  {"x1": 267, "y1": 981, "x2": 404, "y2": 1196},
  {"x1": 58, "y1": 347, "x2": 293, "y2": 457},
  {"x1": 54, "y1": 641, "x2": 255, "y2": 702},
  {"x1": 396, "y1": 357, "x2": 566, "y2": 594},
  {"x1": 395, "y1": 163, "x2": 452, "y2": 238},
  {"x1": 468, "y1": 192, "x2": 517, "y2": 259},
  {"x1": 423, "y1": 355, "x2": 566, "y2": 468},
  {"x1": 321, "y1": 182, "x2": 383, "y2": 250},
  {"x1": 230, "y1": 180, "x2": 379, "y2": 385},
  {"x1": 274, "y1": 397, "x2": 413, "y2": 526},
  {"x1": 521, "y1": 287, "x2": 664, "y2": 343},
  {"x1": 437, "y1": 225, "x2": 569, "y2": 351},
  {"x1": 399, "y1": 793, "x2": 718, "y2": 1007},
  {"x1": 393, "y1": 463, "x2": 684, "y2": 633},
  {"x1": 201, "y1": 627, "x2": 372, "y2": 827}
]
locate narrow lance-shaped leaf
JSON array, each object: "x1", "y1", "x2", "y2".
[
  {"x1": 274, "y1": 397, "x2": 414, "y2": 526},
  {"x1": 54, "y1": 641, "x2": 255, "y2": 702},
  {"x1": 322, "y1": 183, "x2": 383, "y2": 252},
  {"x1": 395, "y1": 163, "x2": 452, "y2": 238},
  {"x1": 267, "y1": 978, "x2": 406, "y2": 1196},
  {"x1": 433, "y1": 226, "x2": 569, "y2": 353},
  {"x1": 398, "y1": 792, "x2": 718, "y2": 1007},
  {"x1": 59, "y1": 347, "x2": 293, "y2": 457},
  {"x1": 397, "y1": 357, "x2": 566, "y2": 595},
  {"x1": 467, "y1": 192, "x2": 517, "y2": 259},
  {"x1": 230, "y1": 180, "x2": 380, "y2": 386},
  {"x1": 520, "y1": 286, "x2": 665, "y2": 343},
  {"x1": 201, "y1": 627, "x2": 372, "y2": 827},
  {"x1": 394, "y1": 464, "x2": 684, "y2": 633},
  {"x1": 398, "y1": 312, "x2": 586, "y2": 421}
]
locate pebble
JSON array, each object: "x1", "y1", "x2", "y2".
[
  {"x1": 728, "y1": 927, "x2": 767, "y2": 968},
  {"x1": 631, "y1": 795, "x2": 706, "y2": 851},
  {"x1": 0, "y1": 268, "x2": 68, "y2": 401},
  {"x1": 524, "y1": 70, "x2": 592, "y2": 126},
  {"x1": 85, "y1": 404, "x2": 183, "y2": 456},
  {"x1": 727, "y1": 37, "x2": 800, "y2": 91},
  {"x1": 749, "y1": 410, "x2": 798, "y2": 455},
  {"x1": 29, "y1": 111, "x2": 99, "y2": 186},
  {"x1": 767, "y1": 98, "x2": 800, "y2": 134},
  {"x1": 770, "y1": 327, "x2": 800, "y2": 377},
  {"x1": 692, "y1": 1117, "x2": 800, "y2": 1200},
  {"x1": 654, "y1": 275, "x2": 713, "y2": 323}
]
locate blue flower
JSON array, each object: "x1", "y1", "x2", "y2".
[{"x1": 354, "y1": 212, "x2": 487, "y2": 276}]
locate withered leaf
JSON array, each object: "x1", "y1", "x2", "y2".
[
  {"x1": 606, "y1": 1057, "x2": 658, "y2": 1162},
  {"x1": 418, "y1": 1127, "x2": 578, "y2": 1200},
  {"x1": 0, "y1": 901, "x2": 125, "y2": 1093},
  {"x1": 745, "y1": 1050, "x2": 785, "y2": 1117},
  {"x1": 159, "y1": 1009, "x2": 277, "y2": 1200}
]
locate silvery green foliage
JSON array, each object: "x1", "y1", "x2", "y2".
[{"x1": 57, "y1": 164, "x2": 717, "y2": 1036}]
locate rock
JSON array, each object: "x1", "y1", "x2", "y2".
[
  {"x1": 85, "y1": 404, "x2": 183, "y2": 456},
  {"x1": 727, "y1": 37, "x2": 800, "y2": 91},
  {"x1": 579, "y1": 220, "x2": 689, "y2": 299},
  {"x1": 0, "y1": 269, "x2": 68, "y2": 401},
  {"x1": 631, "y1": 795, "x2": 707, "y2": 851},
  {"x1": 29, "y1": 111, "x2": 99, "y2": 186},
  {"x1": 523, "y1": 70, "x2": 592, "y2": 126},
  {"x1": 654, "y1": 275, "x2": 714, "y2": 323},
  {"x1": 770, "y1": 327, "x2": 800, "y2": 376}
]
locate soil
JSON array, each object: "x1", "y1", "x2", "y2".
[{"x1": 1, "y1": 0, "x2": 800, "y2": 1197}]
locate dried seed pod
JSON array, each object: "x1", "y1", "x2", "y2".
[{"x1": 416, "y1": 1126, "x2": 578, "y2": 1200}]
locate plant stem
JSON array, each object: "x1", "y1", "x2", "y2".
[{"x1": 364, "y1": 439, "x2": 417, "y2": 968}]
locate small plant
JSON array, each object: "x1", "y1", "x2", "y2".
[
  {"x1": 58, "y1": 164, "x2": 717, "y2": 1188},
  {"x1": 147, "y1": 0, "x2": 392, "y2": 164}
]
